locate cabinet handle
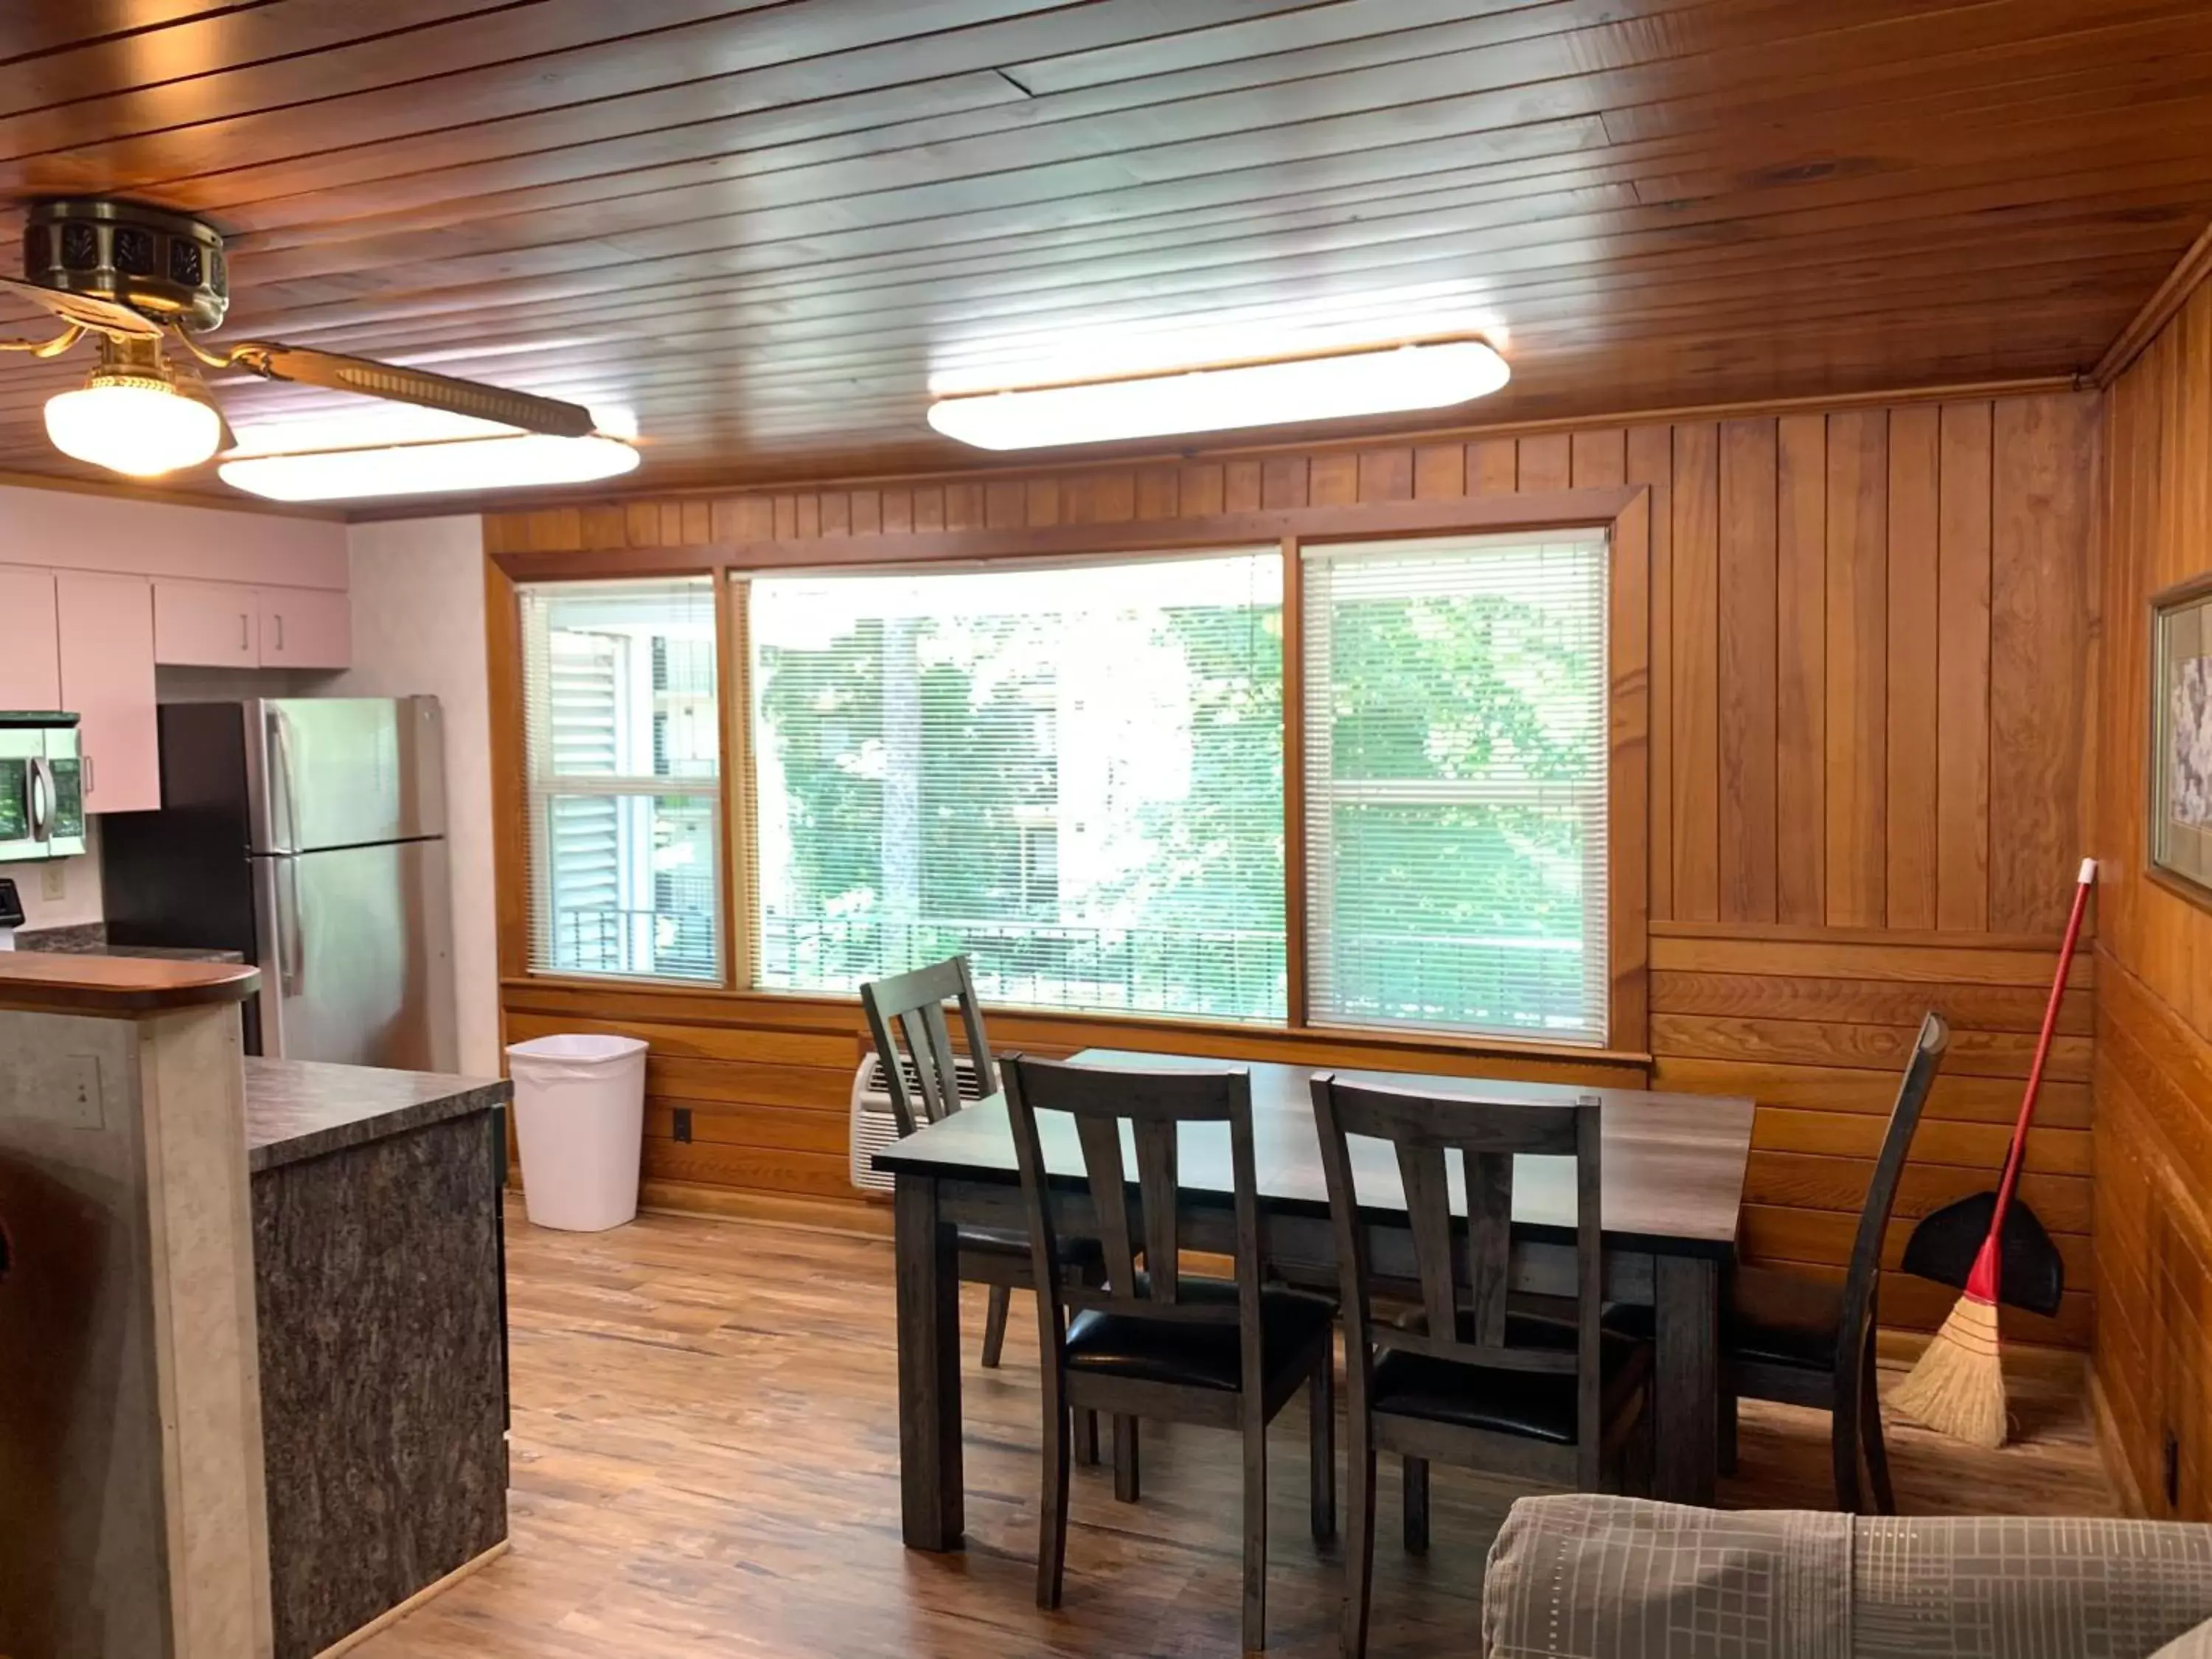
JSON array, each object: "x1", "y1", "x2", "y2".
[
  {"x1": 240, "y1": 613, "x2": 251, "y2": 652},
  {"x1": 83, "y1": 753, "x2": 94, "y2": 796},
  {"x1": 274, "y1": 613, "x2": 285, "y2": 653}
]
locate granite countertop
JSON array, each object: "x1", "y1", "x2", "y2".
[
  {"x1": 246, "y1": 1058, "x2": 510, "y2": 1175},
  {"x1": 14, "y1": 922, "x2": 246, "y2": 964}
]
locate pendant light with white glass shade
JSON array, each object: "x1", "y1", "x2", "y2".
[{"x1": 44, "y1": 335, "x2": 224, "y2": 477}]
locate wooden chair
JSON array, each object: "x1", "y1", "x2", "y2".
[
  {"x1": 1310, "y1": 1075, "x2": 1652, "y2": 1659},
  {"x1": 860, "y1": 958, "x2": 1105, "y2": 1425},
  {"x1": 1718, "y1": 1010, "x2": 1949, "y2": 1514},
  {"x1": 1003, "y1": 1054, "x2": 1338, "y2": 1652}
]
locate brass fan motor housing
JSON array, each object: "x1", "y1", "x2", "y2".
[{"x1": 21, "y1": 198, "x2": 228, "y2": 332}]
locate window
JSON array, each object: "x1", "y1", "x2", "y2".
[
  {"x1": 745, "y1": 553, "x2": 1285, "y2": 1019},
  {"x1": 513, "y1": 526, "x2": 1617, "y2": 1043},
  {"x1": 1303, "y1": 532, "x2": 1609, "y2": 1040},
  {"x1": 521, "y1": 579, "x2": 721, "y2": 981}
]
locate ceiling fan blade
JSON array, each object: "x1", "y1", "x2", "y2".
[
  {"x1": 223, "y1": 339, "x2": 598, "y2": 438},
  {"x1": 0, "y1": 274, "x2": 162, "y2": 339}
]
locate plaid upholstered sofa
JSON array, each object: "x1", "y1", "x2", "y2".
[{"x1": 1483, "y1": 1496, "x2": 2212, "y2": 1658}]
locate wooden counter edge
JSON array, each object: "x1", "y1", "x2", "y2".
[{"x1": 0, "y1": 954, "x2": 262, "y2": 1017}]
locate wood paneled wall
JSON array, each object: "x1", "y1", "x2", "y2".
[
  {"x1": 487, "y1": 389, "x2": 2102, "y2": 1345},
  {"x1": 2096, "y1": 274, "x2": 2212, "y2": 1516}
]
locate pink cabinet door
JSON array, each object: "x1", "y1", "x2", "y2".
[
  {"x1": 55, "y1": 571, "x2": 160, "y2": 815},
  {"x1": 260, "y1": 588, "x2": 350, "y2": 670},
  {"x1": 154, "y1": 578, "x2": 259, "y2": 667},
  {"x1": 0, "y1": 566, "x2": 60, "y2": 709}
]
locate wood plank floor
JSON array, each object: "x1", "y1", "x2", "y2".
[{"x1": 356, "y1": 1206, "x2": 2117, "y2": 1658}]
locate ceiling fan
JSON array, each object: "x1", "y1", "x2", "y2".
[{"x1": 0, "y1": 198, "x2": 636, "y2": 495}]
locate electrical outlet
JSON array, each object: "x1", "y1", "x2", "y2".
[
  {"x1": 39, "y1": 860, "x2": 65, "y2": 902},
  {"x1": 61, "y1": 1054, "x2": 102, "y2": 1130},
  {"x1": 672, "y1": 1107, "x2": 694, "y2": 1144}
]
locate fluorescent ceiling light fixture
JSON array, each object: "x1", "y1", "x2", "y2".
[
  {"x1": 46, "y1": 375, "x2": 223, "y2": 477},
  {"x1": 926, "y1": 339, "x2": 1509, "y2": 451},
  {"x1": 219, "y1": 431, "x2": 640, "y2": 502},
  {"x1": 225, "y1": 401, "x2": 638, "y2": 453}
]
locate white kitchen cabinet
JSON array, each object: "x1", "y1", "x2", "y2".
[
  {"x1": 154, "y1": 577, "x2": 261, "y2": 668},
  {"x1": 150, "y1": 579, "x2": 351, "y2": 671},
  {"x1": 0, "y1": 566, "x2": 61, "y2": 709},
  {"x1": 260, "y1": 587, "x2": 352, "y2": 671},
  {"x1": 55, "y1": 571, "x2": 161, "y2": 814}
]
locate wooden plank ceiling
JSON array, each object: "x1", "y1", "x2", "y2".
[{"x1": 0, "y1": 0, "x2": 2206, "y2": 499}]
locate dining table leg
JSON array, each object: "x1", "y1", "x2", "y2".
[
  {"x1": 1650, "y1": 1254, "x2": 1720, "y2": 1506},
  {"x1": 895, "y1": 1172, "x2": 964, "y2": 1551}
]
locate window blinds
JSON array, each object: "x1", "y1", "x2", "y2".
[
  {"x1": 519, "y1": 578, "x2": 722, "y2": 983},
  {"x1": 746, "y1": 552, "x2": 1285, "y2": 1020},
  {"x1": 1302, "y1": 532, "x2": 1609, "y2": 1041}
]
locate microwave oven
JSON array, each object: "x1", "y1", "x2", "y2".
[{"x1": 0, "y1": 712, "x2": 86, "y2": 861}]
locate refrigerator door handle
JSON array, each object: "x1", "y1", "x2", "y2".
[
  {"x1": 276, "y1": 855, "x2": 305, "y2": 998},
  {"x1": 267, "y1": 706, "x2": 301, "y2": 852}
]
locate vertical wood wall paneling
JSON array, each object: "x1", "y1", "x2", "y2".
[
  {"x1": 1717, "y1": 419, "x2": 1779, "y2": 924},
  {"x1": 2094, "y1": 271, "x2": 2212, "y2": 1514},
  {"x1": 1628, "y1": 425, "x2": 1677, "y2": 923},
  {"x1": 1610, "y1": 483, "x2": 1653, "y2": 1054},
  {"x1": 1517, "y1": 433, "x2": 1572, "y2": 493},
  {"x1": 1937, "y1": 403, "x2": 1995, "y2": 931},
  {"x1": 1470, "y1": 439, "x2": 1519, "y2": 496},
  {"x1": 485, "y1": 392, "x2": 2104, "y2": 1343},
  {"x1": 1671, "y1": 422, "x2": 1722, "y2": 922},
  {"x1": 1775, "y1": 414, "x2": 1829, "y2": 925},
  {"x1": 1825, "y1": 409, "x2": 1891, "y2": 928},
  {"x1": 1885, "y1": 404, "x2": 1941, "y2": 930},
  {"x1": 1991, "y1": 394, "x2": 2099, "y2": 933}
]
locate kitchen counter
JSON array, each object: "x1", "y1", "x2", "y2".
[
  {"x1": 245, "y1": 1059, "x2": 512, "y2": 1659},
  {"x1": 246, "y1": 1057, "x2": 507, "y2": 1173},
  {"x1": 13, "y1": 922, "x2": 246, "y2": 964}
]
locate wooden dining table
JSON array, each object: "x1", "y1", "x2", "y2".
[{"x1": 874, "y1": 1048, "x2": 1756, "y2": 1552}]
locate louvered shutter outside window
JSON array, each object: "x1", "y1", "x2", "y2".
[{"x1": 520, "y1": 578, "x2": 722, "y2": 983}]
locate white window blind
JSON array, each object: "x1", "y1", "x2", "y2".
[
  {"x1": 745, "y1": 552, "x2": 1285, "y2": 1019},
  {"x1": 520, "y1": 578, "x2": 722, "y2": 982},
  {"x1": 1303, "y1": 531, "x2": 1609, "y2": 1041}
]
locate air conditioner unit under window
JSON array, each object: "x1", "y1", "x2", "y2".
[{"x1": 848, "y1": 1049, "x2": 992, "y2": 1193}]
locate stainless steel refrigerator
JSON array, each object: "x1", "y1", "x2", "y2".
[{"x1": 101, "y1": 697, "x2": 458, "y2": 1071}]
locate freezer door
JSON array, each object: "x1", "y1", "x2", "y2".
[
  {"x1": 247, "y1": 696, "x2": 445, "y2": 854},
  {"x1": 252, "y1": 838, "x2": 456, "y2": 1071}
]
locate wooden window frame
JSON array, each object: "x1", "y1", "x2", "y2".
[{"x1": 489, "y1": 484, "x2": 1652, "y2": 1066}]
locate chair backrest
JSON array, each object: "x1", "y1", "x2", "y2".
[
  {"x1": 858, "y1": 955, "x2": 994, "y2": 1137},
  {"x1": 1837, "y1": 1012, "x2": 1949, "y2": 1363},
  {"x1": 1001, "y1": 1054, "x2": 1262, "y2": 1376},
  {"x1": 1312, "y1": 1074, "x2": 1604, "y2": 1469}
]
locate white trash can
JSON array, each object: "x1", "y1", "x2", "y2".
[{"x1": 507, "y1": 1033, "x2": 649, "y2": 1231}]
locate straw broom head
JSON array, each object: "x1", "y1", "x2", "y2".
[{"x1": 1889, "y1": 1293, "x2": 2007, "y2": 1449}]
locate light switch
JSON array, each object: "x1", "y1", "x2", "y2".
[{"x1": 40, "y1": 861, "x2": 65, "y2": 902}]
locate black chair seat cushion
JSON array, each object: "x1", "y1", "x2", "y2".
[
  {"x1": 1370, "y1": 1314, "x2": 1648, "y2": 1447},
  {"x1": 1592, "y1": 1269, "x2": 1843, "y2": 1373},
  {"x1": 1064, "y1": 1276, "x2": 1335, "y2": 1392},
  {"x1": 1726, "y1": 1265, "x2": 1843, "y2": 1371},
  {"x1": 956, "y1": 1225, "x2": 1103, "y2": 1270}
]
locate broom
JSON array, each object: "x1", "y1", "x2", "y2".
[{"x1": 1889, "y1": 857, "x2": 2096, "y2": 1448}]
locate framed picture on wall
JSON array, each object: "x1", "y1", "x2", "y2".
[{"x1": 2153, "y1": 574, "x2": 2212, "y2": 905}]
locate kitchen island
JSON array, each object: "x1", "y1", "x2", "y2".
[{"x1": 246, "y1": 1058, "x2": 512, "y2": 1659}]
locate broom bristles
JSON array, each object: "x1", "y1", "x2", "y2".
[{"x1": 1890, "y1": 1294, "x2": 2008, "y2": 1449}]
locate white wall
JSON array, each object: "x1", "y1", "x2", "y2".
[
  {"x1": 332, "y1": 517, "x2": 499, "y2": 1074},
  {"x1": 5, "y1": 820, "x2": 102, "y2": 931}
]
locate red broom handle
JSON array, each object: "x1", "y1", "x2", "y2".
[{"x1": 1972, "y1": 858, "x2": 2096, "y2": 1301}]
